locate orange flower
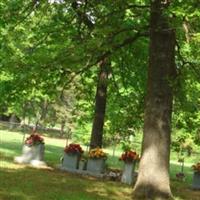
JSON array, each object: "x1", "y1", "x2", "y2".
[{"x1": 89, "y1": 148, "x2": 107, "y2": 159}]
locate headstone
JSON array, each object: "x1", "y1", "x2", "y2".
[
  {"x1": 14, "y1": 144, "x2": 46, "y2": 167},
  {"x1": 62, "y1": 153, "x2": 80, "y2": 170},
  {"x1": 87, "y1": 158, "x2": 106, "y2": 174},
  {"x1": 192, "y1": 172, "x2": 200, "y2": 190},
  {"x1": 121, "y1": 162, "x2": 135, "y2": 185}
]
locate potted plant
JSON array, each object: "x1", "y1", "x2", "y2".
[
  {"x1": 119, "y1": 150, "x2": 139, "y2": 185},
  {"x1": 62, "y1": 143, "x2": 84, "y2": 170},
  {"x1": 87, "y1": 147, "x2": 107, "y2": 174},
  {"x1": 14, "y1": 133, "x2": 45, "y2": 164},
  {"x1": 192, "y1": 162, "x2": 200, "y2": 190}
]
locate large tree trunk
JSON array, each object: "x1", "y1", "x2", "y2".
[
  {"x1": 133, "y1": 1, "x2": 176, "y2": 199},
  {"x1": 89, "y1": 58, "x2": 110, "y2": 149}
]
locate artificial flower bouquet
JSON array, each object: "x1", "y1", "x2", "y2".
[
  {"x1": 176, "y1": 172, "x2": 185, "y2": 181},
  {"x1": 64, "y1": 143, "x2": 84, "y2": 155},
  {"x1": 119, "y1": 150, "x2": 140, "y2": 163},
  {"x1": 88, "y1": 147, "x2": 107, "y2": 159},
  {"x1": 25, "y1": 134, "x2": 44, "y2": 147}
]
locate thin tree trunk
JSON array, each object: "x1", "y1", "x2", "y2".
[
  {"x1": 89, "y1": 58, "x2": 110, "y2": 149},
  {"x1": 35, "y1": 100, "x2": 48, "y2": 131},
  {"x1": 133, "y1": 0, "x2": 176, "y2": 199},
  {"x1": 60, "y1": 120, "x2": 65, "y2": 138}
]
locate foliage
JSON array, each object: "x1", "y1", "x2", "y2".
[{"x1": 171, "y1": 129, "x2": 198, "y2": 159}]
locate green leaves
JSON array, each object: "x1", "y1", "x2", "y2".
[{"x1": 0, "y1": 0, "x2": 199, "y2": 147}]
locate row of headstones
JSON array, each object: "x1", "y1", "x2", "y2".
[
  {"x1": 14, "y1": 143, "x2": 200, "y2": 188},
  {"x1": 14, "y1": 143, "x2": 136, "y2": 184},
  {"x1": 62, "y1": 152, "x2": 137, "y2": 185},
  {"x1": 62, "y1": 152, "x2": 105, "y2": 174}
]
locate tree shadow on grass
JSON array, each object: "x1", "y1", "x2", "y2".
[
  {"x1": 171, "y1": 180, "x2": 200, "y2": 200},
  {"x1": 0, "y1": 167, "x2": 131, "y2": 200},
  {"x1": 0, "y1": 191, "x2": 27, "y2": 200}
]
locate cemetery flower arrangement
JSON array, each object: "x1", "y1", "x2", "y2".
[
  {"x1": 89, "y1": 147, "x2": 107, "y2": 159},
  {"x1": 64, "y1": 143, "x2": 84, "y2": 155},
  {"x1": 176, "y1": 172, "x2": 185, "y2": 181},
  {"x1": 119, "y1": 150, "x2": 139, "y2": 163},
  {"x1": 25, "y1": 134, "x2": 44, "y2": 146},
  {"x1": 192, "y1": 162, "x2": 200, "y2": 173}
]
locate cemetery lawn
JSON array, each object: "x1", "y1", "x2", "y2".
[
  {"x1": 0, "y1": 130, "x2": 200, "y2": 200},
  {"x1": 0, "y1": 163, "x2": 131, "y2": 200}
]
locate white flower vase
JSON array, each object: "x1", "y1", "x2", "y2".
[{"x1": 121, "y1": 162, "x2": 135, "y2": 185}]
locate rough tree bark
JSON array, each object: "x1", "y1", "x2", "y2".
[
  {"x1": 133, "y1": 0, "x2": 176, "y2": 199},
  {"x1": 89, "y1": 58, "x2": 110, "y2": 149}
]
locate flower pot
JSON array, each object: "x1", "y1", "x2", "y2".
[
  {"x1": 62, "y1": 153, "x2": 80, "y2": 170},
  {"x1": 14, "y1": 144, "x2": 45, "y2": 164},
  {"x1": 87, "y1": 158, "x2": 106, "y2": 174},
  {"x1": 192, "y1": 172, "x2": 200, "y2": 190},
  {"x1": 121, "y1": 162, "x2": 135, "y2": 185}
]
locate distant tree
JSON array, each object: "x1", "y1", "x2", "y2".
[{"x1": 89, "y1": 58, "x2": 110, "y2": 148}]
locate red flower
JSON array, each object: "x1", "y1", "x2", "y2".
[
  {"x1": 25, "y1": 133, "x2": 44, "y2": 146},
  {"x1": 119, "y1": 150, "x2": 140, "y2": 163},
  {"x1": 64, "y1": 143, "x2": 84, "y2": 154}
]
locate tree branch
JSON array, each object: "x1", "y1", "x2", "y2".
[
  {"x1": 60, "y1": 30, "x2": 149, "y2": 97},
  {"x1": 176, "y1": 40, "x2": 200, "y2": 80}
]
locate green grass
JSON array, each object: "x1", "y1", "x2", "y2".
[
  {"x1": 0, "y1": 129, "x2": 199, "y2": 200},
  {"x1": 0, "y1": 164, "x2": 132, "y2": 200}
]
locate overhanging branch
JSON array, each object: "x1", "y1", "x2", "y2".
[
  {"x1": 176, "y1": 40, "x2": 200, "y2": 80},
  {"x1": 60, "y1": 30, "x2": 149, "y2": 97}
]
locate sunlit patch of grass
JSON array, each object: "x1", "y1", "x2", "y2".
[{"x1": 0, "y1": 160, "x2": 26, "y2": 169}]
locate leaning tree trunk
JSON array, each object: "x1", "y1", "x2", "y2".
[
  {"x1": 89, "y1": 58, "x2": 110, "y2": 149},
  {"x1": 133, "y1": 0, "x2": 176, "y2": 199}
]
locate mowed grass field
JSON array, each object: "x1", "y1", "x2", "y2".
[{"x1": 0, "y1": 129, "x2": 199, "y2": 200}]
